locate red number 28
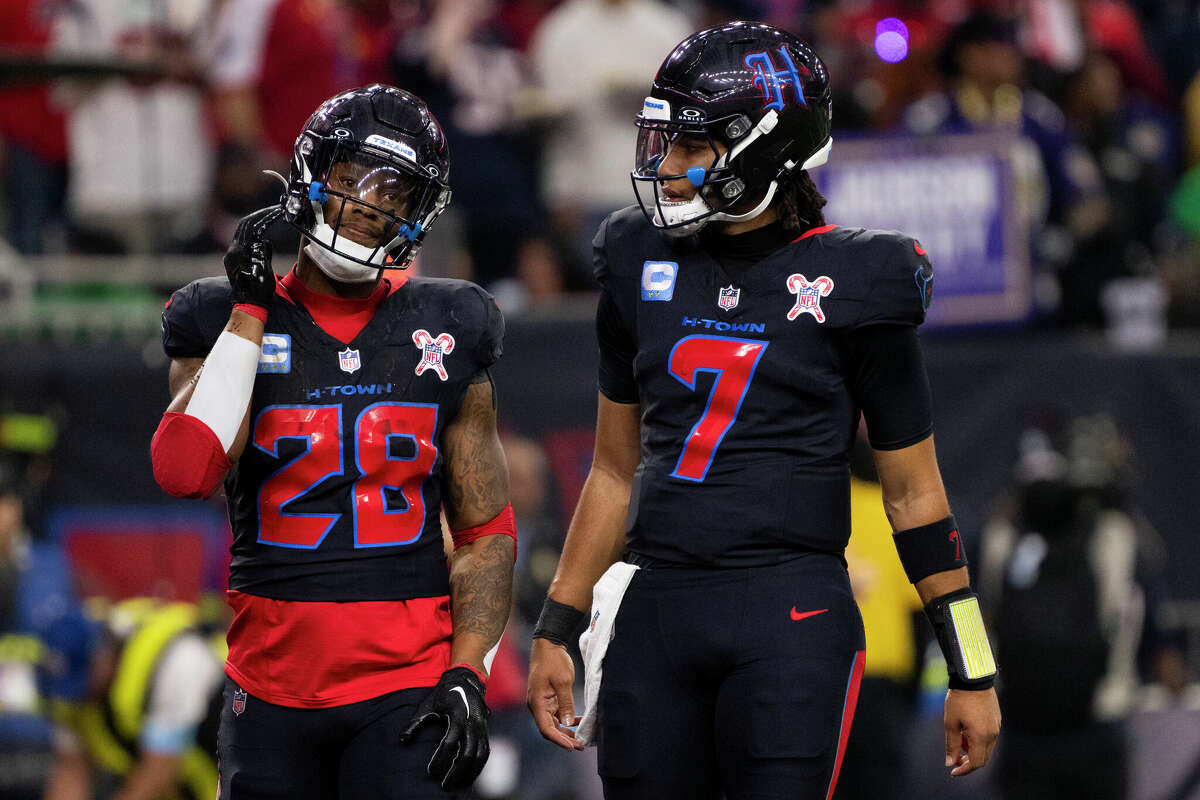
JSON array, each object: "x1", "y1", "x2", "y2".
[{"x1": 252, "y1": 402, "x2": 438, "y2": 549}]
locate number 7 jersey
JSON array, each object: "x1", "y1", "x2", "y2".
[
  {"x1": 595, "y1": 207, "x2": 932, "y2": 568},
  {"x1": 162, "y1": 272, "x2": 504, "y2": 603}
]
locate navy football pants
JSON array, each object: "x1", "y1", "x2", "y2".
[
  {"x1": 217, "y1": 678, "x2": 458, "y2": 799},
  {"x1": 596, "y1": 554, "x2": 866, "y2": 800}
]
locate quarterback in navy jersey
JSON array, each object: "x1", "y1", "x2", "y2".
[
  {"x1": 527, "y1": 23, "x2": 1001, "y2": 800},
  {"x1": 152, "y1": 85, "x2": 514, "y2": 798}
]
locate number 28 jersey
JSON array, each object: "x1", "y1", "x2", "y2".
[
  {"x1": 595, "y1": 207, "x2": 933, "y2": 568},
  {"x1": 162, "y1": 272, "x2": 504, "y2": 603}
]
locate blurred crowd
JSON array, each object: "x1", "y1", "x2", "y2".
[{"x1": 2, "y1": 0, "x2": 1200, "y2": 327}]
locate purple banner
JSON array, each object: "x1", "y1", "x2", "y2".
[{"x1": 815, "y1": 132, "x2": 1032, "y2": 327}]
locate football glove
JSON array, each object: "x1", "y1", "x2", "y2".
[
  {"x1": 399, "y1": 666, "x2": 490, "y2": 791},
  {"x1": 224, "y1": 205, "x2": 282, "y2": 310}
]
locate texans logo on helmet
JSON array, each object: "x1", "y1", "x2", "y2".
[
  {"x1": 914, "y1": 261, "x2": 934, "y2": 311},
  {"x1": 744, "y1": 46, "x2": 808, "y2": 111}
]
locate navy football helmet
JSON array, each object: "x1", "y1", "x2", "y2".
[
  {"x1": 282, "y1": 85, "x2": 451, "y2": 281},
  {"x1": 632, "y1": 22, "x2": 832, "y2": 236}
]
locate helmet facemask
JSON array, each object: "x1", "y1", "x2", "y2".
[
  {"x1": 632, "y1": 112, "x2": 741, "y2": 236},
  {"x1": 287, "y1": 133, "x2": 451, "y2": 281}
]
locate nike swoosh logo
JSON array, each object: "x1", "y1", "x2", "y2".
[
  {"x1": 449, "y1": 685, "x2": 471, "y2": 715},
  {"x1": 790, "y1": 607, "x2": 828, "y2": 622}
]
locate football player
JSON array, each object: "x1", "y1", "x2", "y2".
[
  {"x1": 151, "y1": 85, "x2": 514, "y2": 799},
  {"x1": 526, "y1": 22, "x2": 1001, "y2": 799}
]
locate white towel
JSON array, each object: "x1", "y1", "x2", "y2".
[{"x1": 574, "y1": 561, "x2": 639, "y2": 747}]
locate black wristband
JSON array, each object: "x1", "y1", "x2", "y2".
[
  {"x1": 892, "y1": 515, "x2": 967, "y2": 584},
  {"x1": 925, "y1": 588, "x2": 997, "y2": 691},
  {"x1": 533, "y1": 597, "x2": 587, "y2": 648}
]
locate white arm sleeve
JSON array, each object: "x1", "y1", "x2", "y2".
[{"x1": 184, "y1": 331, "x2": 261, "y2": 452}]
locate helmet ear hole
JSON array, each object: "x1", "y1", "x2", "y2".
[{"x1": 724, "y1": 115, "x2": 752, "y2": 141}]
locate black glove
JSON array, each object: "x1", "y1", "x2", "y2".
[
  {"x1": 224, "y1": 205, "x2": 282, "y2": 310},
  {"x1": 399, "y1": 666, "x2": 491, "y2": 791}
]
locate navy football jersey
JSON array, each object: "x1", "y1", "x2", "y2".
[
  {"x1": 162, "y1": 274, "x2": 503, "y2": 602},
  {"x1": 595, "y1": 207, "x2": 932, "y2": 567}
]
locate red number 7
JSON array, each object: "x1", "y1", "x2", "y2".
[{"x1": 668, "y1": 335, "x2": 768, "y2": 482}]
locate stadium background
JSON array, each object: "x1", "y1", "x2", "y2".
[{"x1": 2, "y1": 0, "x2": 1200, "y2": 797}]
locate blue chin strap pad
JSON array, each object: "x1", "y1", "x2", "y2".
[
  {"x1": 308, "y1": 181, "x2": 329, "y2": 204},
  {"x1": 397, "y1": 221, "x2": 423, "y2": 242},
  {"x1": 686, "y1": 166, "x2": 707, "y2": 187}
]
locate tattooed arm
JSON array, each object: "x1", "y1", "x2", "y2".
[{"x1": 441, "y1": 375, "x2": 514, "y2": 676}]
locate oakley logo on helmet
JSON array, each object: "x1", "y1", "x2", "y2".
[{"x1": 744, "y1": 46, "x2": 809, "y2": 111}]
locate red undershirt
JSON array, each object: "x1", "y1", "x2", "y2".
[{"x1": 278, "y1": 267, "x2": 406, "y2": 344}]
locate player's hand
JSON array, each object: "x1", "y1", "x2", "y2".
[
  {"x1": 943, "y1": 687, "x2": 1001, "y2": 776},
  {"x1": 399, "y1": 666, "x2": 490, "y2": 791},
  {"x1": 526, "y1": 637, "x2": 584, "y2": 751},
  {"x1": 224, "y1": 205, "x2": 282, "y2": 310}
]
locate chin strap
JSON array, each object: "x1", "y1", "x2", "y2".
[
  {"x1": 709, "y1": 180, "x2": 780, "y2": 225},
  {"x1": 302, "y1": 241, "x2": 382, "y2": 284}
]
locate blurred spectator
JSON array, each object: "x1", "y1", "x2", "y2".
[
  {"x1": 506, "y1": 433, "x2": 559, "y2": 631},
  {"x1": 1165, "y1": 163, "x2": 1200, "y2": 324},
  {"x1": 1081, "y1": 0, "x2": 1173, "y2": 110},
  {"x1": 1062, "y1": 50, "x2": 1176, "y2": 331},
  {"x1": 0, "y1": 460, "x2": 76, "y2": 799},
  {"x1": 203, "y1": 0, "x2": 407, "y2": 249},
  {"x1": 813, "y1": 0, "x2": 962, "y2": 132},
  {"x1": 1188, "y1": 70, "x2": 1200, "y2": 168},
  {"x1": 0, "y1": 0, "x2": 69, "y2": 254},
  {"x1": 489, "y1": 231, "x2": 576, "y2": 317},
  {"x1": 501, "y1": 432, "x2": 601, "y2": 800},
  {"x1": 835, "y1": 439, "x2": 924, "y2": 800},
  {"x1": 203, "y1": 0, "x2": 339, "y2": 248},
  {"x1": 392, "y1": 0, "x2": 544, "y2": 286},
  {"x1": 903, "y1": 10, "x2": 1111, "y2": 324},
  {"x1": 39, "y1": 597, "x2": 224, "y2": 800},
  {"x1": 50, "y1": 0, "x2": 216, "y2": 255},
  {"x1": 978, "y1": 418, "x2": 1189, "y2": 800},
  {"x1": 528, "y1": 0, "x2": 692, "y2": 273}
]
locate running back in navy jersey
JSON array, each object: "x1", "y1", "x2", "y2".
[
  {"x1": 596, "y1": 207, "x2": 931, "y2": 567},
  {"x1": 162, "y1": 275, "x2": 503, "y2": 601}
]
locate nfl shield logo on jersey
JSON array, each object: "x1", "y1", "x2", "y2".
[
  {"x1": 412, "y1": 329, "x2": 456, "y2": 381},
  {"x1": 718, "y1": 285, "x2": 740, "y2": 311},
  {"x1": 785, "y1": 274, "x2": 834, "y2": 323},
  {"x1": 338, "y1": 348, "x2": 361, "y2": 374},
  {"x1": 232, "y1": 688, "x2": 247, "y2": 716}
]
